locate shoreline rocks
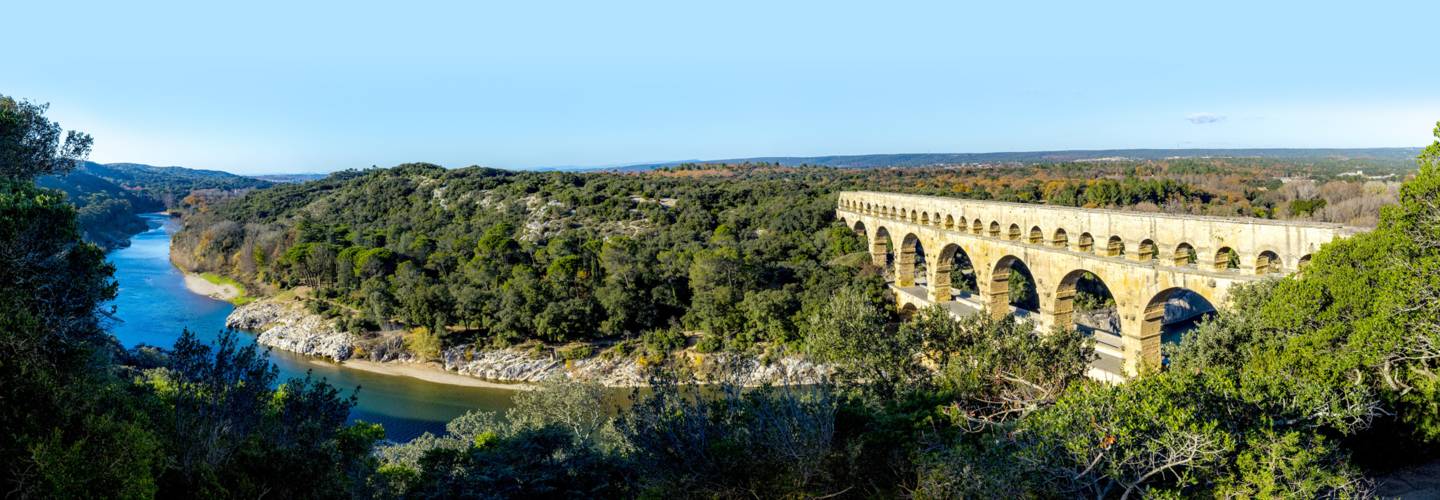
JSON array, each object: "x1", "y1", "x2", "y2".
[
  {"x1": 227, "y1": 296, "x2": 829, "y2": 387},
  {"x1": 226, "y1": 297, "x2": 354, "y2": 361}
]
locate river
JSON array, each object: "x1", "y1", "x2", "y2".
[{"x1": 106, "y1": 214, "x2": 516, "y2": 441}]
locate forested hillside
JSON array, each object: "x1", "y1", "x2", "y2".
[
  {"x1": 173, "y1": 155, "x2": 1410, "y2": 359},
  {"x1": 36, "y1": 161, "x2": 270, "y2": 248}
]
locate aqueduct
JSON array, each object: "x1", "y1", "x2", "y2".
[{"x1": 836, "y1": 191, "x2": 1361, "y2": 380}]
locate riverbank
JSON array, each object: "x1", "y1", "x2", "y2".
[
  {"x1": 226, "y1": 294, "x2": 829, "y2": 389},
  {"x1": 332, "y1": 359, "x2": 537, "y2": 391},
  {"x1": 183, "y1": 272, "x2": 241, "y2": 302}
]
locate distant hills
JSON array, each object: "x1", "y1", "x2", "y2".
[
  {"x1": 38, "y1": 162, "x2": 271, "y2": 249},
  {"x1": 602, "y1": 147, "x2": 1424, "y2": 171}
]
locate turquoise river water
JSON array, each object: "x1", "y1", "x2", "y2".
[{"x1": 106, "y1": 214, "x2": 516, "y2": 441}]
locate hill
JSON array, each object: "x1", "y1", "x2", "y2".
[{"x1": 37, "y1": 162, "x2": 271, "y2": 248}]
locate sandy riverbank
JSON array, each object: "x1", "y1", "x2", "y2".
[
  {"x1": 332, "y1": 358, "x2": 537, "y2": 391},
  {"x1": 183, "y1": 273, "x2": 239, "y2": 301}
]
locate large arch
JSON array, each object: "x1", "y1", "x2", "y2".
[
  {"x1": 988, "y1": 255, "x2": 1039, "y2": 317},
  {"x1": 897, "y1": 233, "x2": 926, "y2": 287},
  {"x1": 870, "y1": 226, "x2": 895, "y2": 274},
  {"x1": 1141, "y1": 287, "x2": 1218, "y2": 368},
  {"x1": 1054, "y1": 269, "x2": 1119, "y2": 336},
  {"x1": 933, "y1": 243, "x2": 978, "y2": 302}
]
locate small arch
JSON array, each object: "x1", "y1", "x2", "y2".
[
  {"x1": 944, "y1": 214, "x2": 955, "y2": 230},
  {"x1": 899, "y1": 302, "x2": 919, "y2": 321},
  {"x1": 910, "y1": 210, "x2": 919, "y2": 223},
  {"x1": 989, "y1": 221, "x2": 1001, "y2": 237},
  {"x1": 972, "y1": 219, "x2": 984, "y2": 234},
  {"x1": 1028, "y1": 226, "x2": 1044, "y2": 244},
  {"x1": 934, "y1": 212, "x2": 943, "y2": 227},
  {"x1": 1052, "y1": 228, "x2": 1069, "y2": 248},
  {"x1": 1255, "y1": 250, "x2": 1281, "y2": 274},
  {"x1": 921, "y1": 212, "x2": 930, "y2": 225},
  {"x1": 1078, "y1": 232, "x2": 1094, "y2": 253},
  {"x1": 1297, "y1": 254, "x2": 1312, "y2": 270},
  {"x1": 1137, "y1": 239, "x2": 1157, "y2": 262},
  {"x1": 1173, "y1": 243, "x2": 1197, "y2": 267},
  {"x1": 1106, "y1": 236, "x2": 1125, "y2": 257},
  {"x1": 1214, "y1": 247, "x2": 1239, "y2": 271},
  {"x1": 1007, "y1": 223, "x2": 1022, "y2": 240}
]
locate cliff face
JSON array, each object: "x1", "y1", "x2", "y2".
[{"x1": 226, "y1": 296, "x2": 829, "y2": 387}]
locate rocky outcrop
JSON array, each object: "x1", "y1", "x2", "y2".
[
  {"x1": 229, "y1": 296, "x2": 828, "y2": 387},
  {"x1": 226, "y1": 297, "x2": 354, "y2": 361},
  {"x1": 442, "y1": 346, "x2": 829, "y2": 387}
]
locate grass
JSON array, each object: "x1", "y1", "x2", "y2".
[{"x1": 199, "y1": 272, "x2": 254, "y2": 306}]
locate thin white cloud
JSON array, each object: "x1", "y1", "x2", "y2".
[{"x1": 1186, "y1": 112, "x2": 1226, "y2": 125}]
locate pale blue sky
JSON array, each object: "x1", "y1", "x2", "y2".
[{"x1": 5, "y1": 0, "x2": 1438, "y2": 174}]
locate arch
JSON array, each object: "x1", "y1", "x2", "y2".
[
  {"x1": 1106, "y1": 235, "x2": 1125, "y2": 257},
  {"x1": 1213, "y1": 247, "x2": 1239, "y2": 271},
  {"x1": 1136, "y1": 239, "x2": 1157, "y2": 262},
  {"x1": 934, "y1": 212, "x2": 943, "y2": 227},
  {"x1": 1255, "y1": 250, "x2": 1281, "y2": 274},
  {"x1": 900, "y1": 208, "x2": 908, "y2": 221},
  {"x1": 899, "y1": 302, "x2": 919, "y2": 320},
  {"x1": 1007, "y1": 223, "x2": 1022, "y2": 240},
  {"x1": 1297, "y1": 254, "x2": 1313, "y2": 270},
  {"x1": 851, "y1": 220, "x2": 867, "y2": 239},
  {"x1": 988, "y1": 255, "x2": 1039, "y2": 316},
  {"x1": 988, "y1": 221, "x2": 1001, "y2": 237},
  {"x1": 1029, "y1": 226, "x2": 1044, "y2": 244},
  {"x1": 1173, "y1": 242, "x2": 1197, "y2": 267},
  {"x1": 897, "y1": 233, "x2": 926, "y2": 287},
  {"x1": 933, "y1": 243, "x2": 978, "y2": 302},
  {"x1": 1141, "y1": 287, "x2": 1218, "y2": 370},
  {"x1": 921, "y1": 212, "x2": 930, "y2": 225},
  {"x1": 944, "y1": 214, "x2": 955, "y2": 230},
  {"x1": 871, "y1": 226, "x2": 895, "y2": 273},
  {"x1": 1077, "y1": 232, "x2": 1094, "y2": 253},
  {"x1": 910, "y1": 210, "x2": 919, "y2": 223},
  {"x1": 972, "y1": 219, "x2": 984, "y2": 234},
  {"x1": 1054, "y1": 269, "x2": 1119, "y2": 338},
  {"x1": 1052, "y1": 228, "x2": 1069, "y2": 248}
]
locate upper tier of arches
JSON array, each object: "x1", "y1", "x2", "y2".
[{"x1": 837, "y1": 192, "x2": 1357, "y2": 275}]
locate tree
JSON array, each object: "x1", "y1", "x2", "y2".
[{"x1": 0, "y1": 95, "x2": 92, "y2": 179}]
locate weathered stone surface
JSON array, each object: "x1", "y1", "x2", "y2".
[
  {"x1": 226, "y1": 297, "x2": 354, "y2": 361},
  {"x1": 838, "y1": 191, "x2": 1361, "y2": 377}
]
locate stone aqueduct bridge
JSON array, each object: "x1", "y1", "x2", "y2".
[{"x1": 836, "y1": 191, "x2": 1360, "y2": 379}]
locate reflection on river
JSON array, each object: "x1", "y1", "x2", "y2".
[{"x1": 107, "y1": 214, "x2": 516, "y2": 441}]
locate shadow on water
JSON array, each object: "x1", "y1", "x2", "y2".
[{"x1": 106, "y1": 214, "x2": 518, "y2": 441}]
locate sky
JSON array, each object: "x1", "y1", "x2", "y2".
[{"x1": 4, "y1": 0, "x2": 1439, "y2": 174}]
